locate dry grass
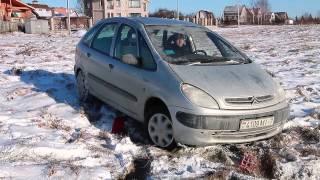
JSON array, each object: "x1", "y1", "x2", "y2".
[
  {"x1": 123, "y1": 157, "x2": 152, "y2": 180},
  {"x1": 37, "y1": 113, "x2": 71, "y2": 132},
  {"x1": 259, "y1": 149, "x2": 278, "y2": 179},
  {"x1": 298, "y1": 127, "x2": 320, "y2": 143}
]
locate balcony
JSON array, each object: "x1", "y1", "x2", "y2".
[
  {"x1": 107, "y1": 1, "x2": 114, "y2": 9},
  {"x1": 128, "y1": 0, "x2": 141, "y2": 8}
]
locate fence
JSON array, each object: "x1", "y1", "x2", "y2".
[
  {"x1": 49, "y1": 17, "x2": 92, "y2": 31},
  {"x1": 0, "y1": 20, "x2": 19, "y2": 33}
]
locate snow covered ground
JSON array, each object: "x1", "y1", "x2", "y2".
[{"x1": 0, "y1": 25, "x2": 319, "y2": 179}]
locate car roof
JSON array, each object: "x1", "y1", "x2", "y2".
[{"x1": 102, "y1": 17, "x2": 201, "y2": 27}]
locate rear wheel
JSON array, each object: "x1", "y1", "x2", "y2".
[
  {"x1": 147, "y1": 107, "x2": 176, "y2": 149},
  {"x1": 76, "y1": 70, "x2": 91, "y2": 103}
]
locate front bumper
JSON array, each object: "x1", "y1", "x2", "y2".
[{"x1": 169, "y1": 101, "x2": 289, "y2": 146}]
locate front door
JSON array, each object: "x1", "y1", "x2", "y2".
[{"x1": 106, "y1": 24, "x2": 157, "y2": 119}]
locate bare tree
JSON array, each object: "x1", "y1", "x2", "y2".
[
  {"x1": 75, "y1": 0, "x2": 85, "y2": 13},
  {"x1": 252, "y1": 0, "x2": 271, "y2": 14},
  {"x1": 250, "y1": 0, "x2": 256, "y2": 8},
  {"x1": 317, "y1": 10, "x2": 320, "y2": 18},
  {"x1": 149, "y1": 9, "x2": 184, "y2": 19}
]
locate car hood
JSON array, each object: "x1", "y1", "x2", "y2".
[{"x1": 170, "y1": 63, "x2": 281, "y2": 110}]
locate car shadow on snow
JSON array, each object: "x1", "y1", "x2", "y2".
[
  {"x1": 16, "y1": 69, "x2": 152, "y2": 146},
  {"x1": 17, "y1": 69, "x2": 80, "y2": 110}
]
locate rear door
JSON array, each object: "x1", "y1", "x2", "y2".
[{"x1": 84, "y1": 22, "x2": 119, "y2": 103}]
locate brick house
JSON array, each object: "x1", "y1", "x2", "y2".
[
  {"x1": 264, "y1": 12, "x2": 288, "y2": 24},
  {"x1": 84, "y1": 0, "x2": 149, "y2": 24},
  {"x1": 224, "y1": 5, "x2": 253, "y2": 25},
  {"x1": 0, "y1": 0, "x2": 35, "y2": 22},
  {"x1": 273, "y1": 12, "x2": 289, "y2": 24},
  {"x1": 193, "y1": 10, "x2": 215, "y2": 26},
  {"x1": 249, "y1": 8, "x2": 262, "y2": 25}
]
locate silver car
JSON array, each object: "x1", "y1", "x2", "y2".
[{"x1": 74, "y1": 17, "x2": 289, "y2": 149}]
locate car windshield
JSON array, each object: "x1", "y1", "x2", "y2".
[{"x1": 145, "y1": 25, "x2": 251, "y2": 65}]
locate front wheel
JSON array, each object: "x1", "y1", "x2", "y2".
[{"x1": 147, "y1": 108, "x2": 176, "y2": 149}]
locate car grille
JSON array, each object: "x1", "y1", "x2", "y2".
[
  {"x1": 211, "y1": 122, "x2": 282, "y2": 138},
  {"x1": 225, "y1": 95, "x2": 274, "y2": 105},
  {"x1": 176, "y1": 106, "x2": 289, "y2": 131}
]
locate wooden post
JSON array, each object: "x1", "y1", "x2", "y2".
[
  {"x1": 49, "y1": 17, "x2": 54, "y2": 31},
  {"x1": 89, "y1": 18, "x2": 93, "y2": 28},
  {"x1": 67, "y1": 0, "x2": 71, "y2": 35}
]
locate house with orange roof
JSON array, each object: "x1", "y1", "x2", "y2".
[{"x1": 0, "y1": 0, "x2": 36, "y2": 22}]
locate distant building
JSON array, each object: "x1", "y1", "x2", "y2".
[
  {"x1": 265, "y1": 12, "x2": 288, "y2": 24},
  {"x1": 84, "y1": 0, "x2": 150, "y2": 24},
  {"x1": 224, "y1": 5, "x2": 252, "y2": 25},
  {"x1": 249, "y1": 8, "x2": 262, "y2": 25},
  {"x1": 193, "y1": 10, "x2": 215, "y2": 26},
  {"x1": 274, "y1": 12, "x2": 289, "y2": 24},
  {"x1": 27, "y1": 0, "x2": 52, "y2": 19},
  {"x1": 0, "y1": 0, "x2": 35, "y2": 22},
  {"x1": 52, "y1": 7, "x2": 67, "y2": 17}
]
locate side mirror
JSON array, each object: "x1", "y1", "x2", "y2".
[{"x1": 121, "y1": 54, "x2": 140, "y2": 66}]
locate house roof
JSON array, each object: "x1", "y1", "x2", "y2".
[
  {"x1": 275, "y1": 12, "x2": 288, "y2": 16},
  {"x1": 198, "y1": 10, "x2": 214, "y2": 15},
  {"x1": 274, "y1": 12, "x2": 288, "y2": 19},
  {"x1": 250, "y1": 8, "x2": 262, "y2": 15},
  {"x1": 196, "y1": 10, "x2": 214, "y2": 18},
  {"x1": 224, "y1": 5, "x2": 245, "y2": 13},
  {"x1": 27, "y1": 3, "x2": 51, "y2": 10},
  {"x1": 111, "y1": 17, "x2": 200, "y2": 27},
  {"x1": 10, "y1": 0, "x2": 35, "y2": 10}
]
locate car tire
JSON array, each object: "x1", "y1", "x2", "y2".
[
  {"x1": 146, "y1": 106, "x2": 177, "y2": 150},
  {"x1": 76, "y1": 70, "x2": 92, "y2": 103}
]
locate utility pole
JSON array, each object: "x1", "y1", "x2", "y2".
[
  {"x1": 176, "y1": 0, "x2": 179, "y2": 20},
  {"x1": 67, "y1": 0, "x2": 71, "y2": 35},
  {"x1": 237, "y1": 4, "x2": 240, "y2": 27}
]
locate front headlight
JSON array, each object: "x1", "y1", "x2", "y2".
[
  {"x1": 275, "y1": 80, "x2": 287, "y2": 102},
  {"x1": 277, "y1": 86, "x2": 287, "y2": 102},
  {"x1": 181, "y1": 84, "x2": 219, "y2": 109}
]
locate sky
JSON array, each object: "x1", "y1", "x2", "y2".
[{"x1": 24, "y1": 0, "x2": 320, "y2": 18}]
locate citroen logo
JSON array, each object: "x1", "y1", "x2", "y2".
[{"x1": 250, "y1": 96, "x2": 259, "y2": 105}]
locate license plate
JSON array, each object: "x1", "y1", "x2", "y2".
[{"x1": 240, "y1": 117, "x2": 274, "y2": 130}]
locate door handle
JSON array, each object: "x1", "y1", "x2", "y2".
[
  {"x1": 142, "y1": 78, "x2": 149, "y2": 83},
  {"x1": 109, "y1": 64, "x2": 114, "y2": 69},
  {"x1": 86, "y1": 53, "x2": 91, "y2": 57}
]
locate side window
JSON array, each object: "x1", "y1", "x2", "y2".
[
  {"x1": 82, "y1": 24, "x2": 102, "y2": 46},
  {"x1": 139, "y1": 33, "x2": 156, "y2": 70},
  {"x1": 114, "y1": 25, "x2": 138, "y2": 60},
  {"x1": 91, "y1": 23, "x2": 117, "y2": 55}
]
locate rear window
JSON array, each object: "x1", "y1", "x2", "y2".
[
  {"x1": 82, "y1": 23, "x2": 103, "y2": 46},
  {"x1": 91, "y1": 23, "x2": 117, "y2": 55}
]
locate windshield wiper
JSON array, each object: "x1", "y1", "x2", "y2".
[{"x1": 171, "y1": 55, "x2": 249, "y2": 65}]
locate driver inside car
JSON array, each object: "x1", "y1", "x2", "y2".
[{"x1": 168, "y1": 33, "x2": 191, "y2": 57}]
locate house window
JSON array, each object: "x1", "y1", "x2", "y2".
[
  {"x1": 107, "y1": 0, "x2": 113, "y2": 9},
  {"x1": 86, "y1": 1, "x2": 91, "y2": 9},
  {"x1": 116, "y1": 0, "x2": 121, "y2": 7},
  {"x1": 143, "y1": 3, "x2": 147, "y2": 11},
  {"x1": 128, "y1": 0, "x2": 141, "y2": 8},
  {"x1": 129, "y1": 13, "x2": 141, "y2": 17}
]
